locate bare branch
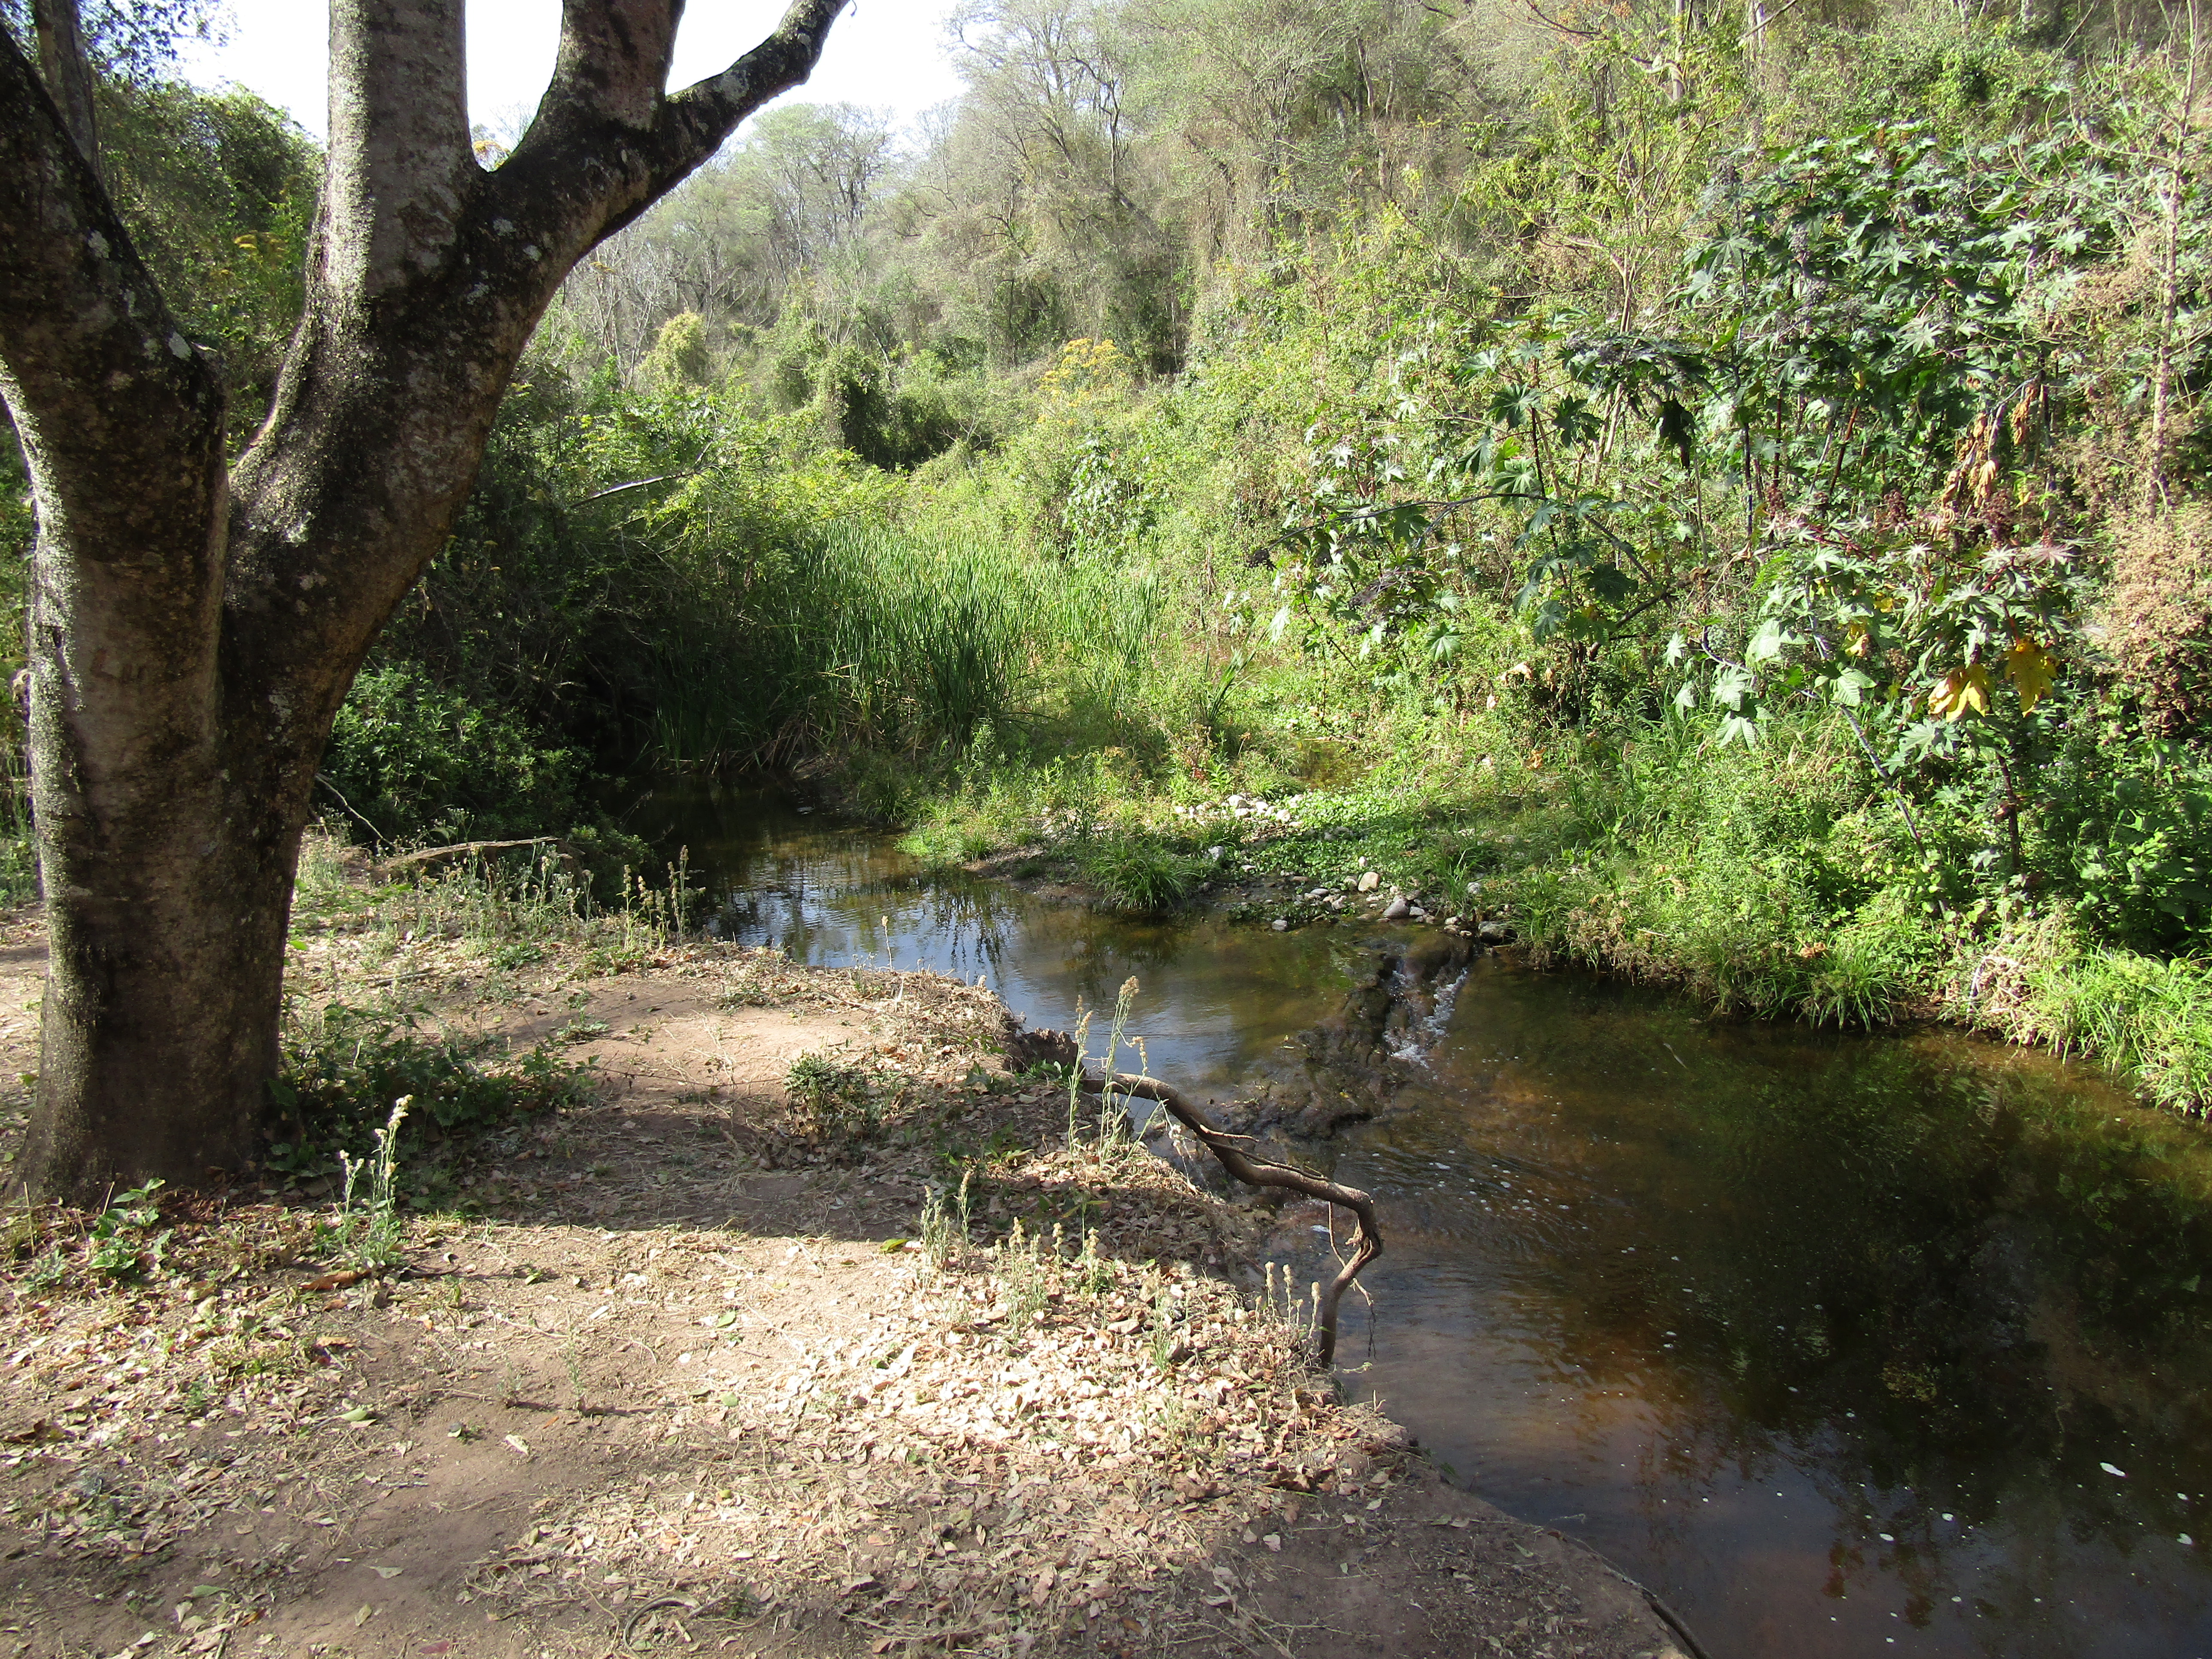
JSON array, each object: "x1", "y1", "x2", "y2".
[{"x1": 1079, "y1": 1072, "x2": 1382, "y2": 1367}]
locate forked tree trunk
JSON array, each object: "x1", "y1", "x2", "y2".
[{"x1": 1, "y1": 0, "x2": 851, "y2": 1201}]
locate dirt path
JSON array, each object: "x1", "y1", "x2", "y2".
[{"x1": 0, "y1": 900, "x2": 1692, "y2": 1659}]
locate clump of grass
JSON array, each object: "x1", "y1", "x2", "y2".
[
  {"x1": 919, "y1": 1169, "x2": 973, "y2": 1268},
  {"x1": 784, "y1": 1051, "x2": 885, "y2": 1141},
  {"x1": 996, "y1": 1220, "x2": 1048, "y2": 1341},
  {"x1": 2010, "y1": 940, "x2": 2212, "y2": 1115},
  {"x1": 319, "y1": 1100, "x2": 411, "y2": 1272},
  {"x1": 1071, "y1": 1225, "x2": 1112, "y2": 1295},
  {"x1": 1081, "y1": 833, "x2": 1199, "y2": 912},
  {"x1": 1263, "y1": 1259, "x2": 1321, "y2": 1349},
  {"x1": 896, "y1": 816, "x2": 1000, "y2": 869},
  {"x1": 340, "y1": 838, "x2": 697, "y2": 965},
  {"x1": 1799, "y1": 888, "x2": 1939, "y2": 1028}
]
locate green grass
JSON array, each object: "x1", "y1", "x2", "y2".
[
  {"x1": 268, "y1": 1000, "x2": 595, "y2": 1183},
  {"x1": 2039, "y1": 951, "x2": 2212, "y2": 1115},
  {"x1": 1957, "y1": 927, "x2": 2212, "y2": 1118},
  {"x1": 1079, "y1": 833, "x2": 1203, "y2": 913},
  {"x1": 644, "y1": 523, "x2": 1168, "y2": 772}
]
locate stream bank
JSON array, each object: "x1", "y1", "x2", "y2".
[
  {"x1": 619, "y1": 778, "x2": 2212, "y2": 1659},
  {"x1": 0, "y1": 880, "x2": 1689, "y2": 1659}
]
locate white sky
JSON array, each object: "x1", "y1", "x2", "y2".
[{"x1": 179, "y1": 0, "x2": 968, "y2": 143}]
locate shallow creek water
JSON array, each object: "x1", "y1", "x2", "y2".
[{"x1": 624, "y1": 778, "x2": 2212, "y2": 1659}]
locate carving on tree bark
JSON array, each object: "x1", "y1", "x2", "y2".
[{"x1": 0, "y1": 0, "x2": 851, "y2": 1200}]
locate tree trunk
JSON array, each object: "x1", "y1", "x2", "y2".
[
  {"x1": 21, "y1": 783, "x2": 308, "y2": 1194},
  {"x1": 1, "y1": 0, "x2": 851, "y2": 1203}
]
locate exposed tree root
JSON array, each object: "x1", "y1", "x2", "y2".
[{"x1": 1079, "y1": 1071, "x2": 1381, "y2": 1366}]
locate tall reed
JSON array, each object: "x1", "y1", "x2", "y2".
[{"x1": 643, "y1": 522, "x2": 1161, "y2": 769}]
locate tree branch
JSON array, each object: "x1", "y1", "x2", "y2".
[
  {"x1": 224, "y1": 0, "x2": 850, "y2": 750},
  {"x1": 326, "y1": 0, "x2": 474, "y2": 298},
  {"x1": 503, "y1": 0, "x2": 850, "y2": 229},
  {"x1": 30, "y1": 0, "x2": 98, "y2": 183},
  {"x1": 644, "y1": 0, "x2": 851, "y2": 200},
  {"x1": 535, "y1": 0, "x2": 682, "y2": 134},
  {"x1": 0, "y1": 21, "x2": 224, "y2": 535},
  {"x1": 1079, "y1": 1072, "x2": 1382, "y2": 1367}
]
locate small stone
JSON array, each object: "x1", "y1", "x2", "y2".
[
  {"x1": 1445, "y1": 916, "x2": 1462, "y2": 928},
  {"x1": 1382, "y1": 896, "x2": 1410, "y2": 921},
  {"x1": 1272, "y1": 919, "x2": 1288, "y2": 931},
  {"x1": 1357, "y1": 870, "x2": 1381, "y2": 893}
]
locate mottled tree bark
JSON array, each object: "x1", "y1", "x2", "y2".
[{"x1": 0, "y1": 0, "x2": 849, "y2": 1200}]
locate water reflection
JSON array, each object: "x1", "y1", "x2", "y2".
[
  {"x1": 1335, "y1": 959, "x2": 2212, "y2": 1659},
  {"x1": 619, "y1": 777, "x2": 1358, "y2": 1089},
  {"x1": 626, "y1": 777, "x2": 2212, "y2": 1659}
]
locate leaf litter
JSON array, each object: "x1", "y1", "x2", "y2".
[{"x1": 0, "y1": 893, "x2": 1685, "y2": 1659}]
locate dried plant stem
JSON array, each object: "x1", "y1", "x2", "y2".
[{"x1": 1077, "y1": 1071, "x2": 1381, "y2": 1366}]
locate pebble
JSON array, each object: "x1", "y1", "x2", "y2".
[
  {"x1": 1357, "y1": 870, "x2": 1381, "y2": 893},
  {"x1": 1272, "y1": 919, "x2": 1288, "y2": 931},
  {"x1": 1382, "y1": 896, "x2": 1411, "y2": 921}
]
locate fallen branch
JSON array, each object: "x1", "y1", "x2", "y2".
[
  {"x1": 1077, "y1": 1070, "x2": 1381, "y2": 1367},
  {"x1": 376, "y1": 838, "x2": 578, "y2": 877}
]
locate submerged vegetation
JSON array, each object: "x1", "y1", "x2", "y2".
[{"x1": 7, "y1": 0, "x2": 2212, "y2": 1108}]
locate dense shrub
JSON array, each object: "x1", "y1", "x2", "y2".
[
  {"x1": 267, "y1": 1001, "x2": 596, "y2": 1180},
  {"x1": 322, "y1": 662, "x2": 586, "y2": 844}
]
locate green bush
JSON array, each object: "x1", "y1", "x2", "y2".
[
  {"x1": 784, "y1": 1052, "x2": 884, "y2": 1141},
  {"x1": 323, "y1": 661, "x2": 585, "y2": 844},
  {"x1": 267, "y1": 1001, "x2": 596, "y2": 1180},
  {"x1": 2035, "y1": 711, "x2": 2212, "y2": 954}
]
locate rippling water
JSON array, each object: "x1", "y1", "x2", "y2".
[{"x1": 627, "y1": 777, "x2": 2212, "y2": 1659}]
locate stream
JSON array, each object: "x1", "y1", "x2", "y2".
[{"x1": 622, "y1": 777, "x2": 2212, "y2": 1659}]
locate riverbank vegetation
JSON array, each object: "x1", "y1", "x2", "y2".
[{"x1": 6, "y1": 0, "x2": 2212, "y2": 1109}]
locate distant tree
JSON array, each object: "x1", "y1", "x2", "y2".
[
  {"x1": 0, "y1": 0, "x2": 849, "y2": 1200},
  {"x1": 640, "y1": 309, "x2": 713, "y2": 386}
]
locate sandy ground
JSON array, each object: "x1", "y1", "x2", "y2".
[{"x1": 0, "y1": 890, "x2": 1693, "y2": 1659}]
